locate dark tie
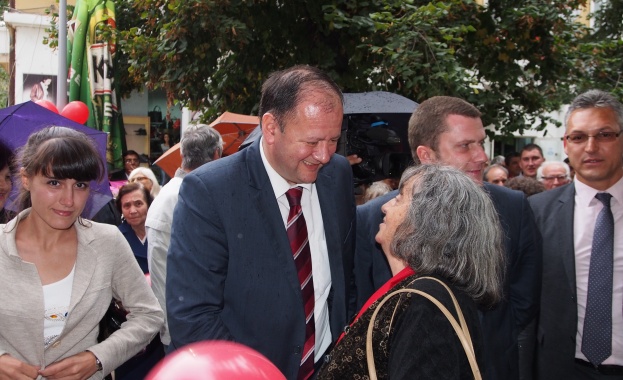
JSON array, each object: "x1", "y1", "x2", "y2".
[
  {"x1": 286, "y1": 187, "x2": 315, "y2": 380},
  {"x1": 582, "y1": 192, "x2": 614, "y2": 366}
]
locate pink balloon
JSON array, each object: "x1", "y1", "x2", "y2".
[
  {"x1": 146, "y1": 341, "x2": 286, "y2": 380},
  {"x1": 35, "y1": 100, "x2": 59, "y2": 114},
  {"x1": 61, "y1": 101, "x2": 89, "y2": 124}
]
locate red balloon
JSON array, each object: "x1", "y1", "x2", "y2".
[
  {"x1": 61, "y1": 101, "x2": 89, "y2": 124},
  {"x1": 35, "y1": 100, "x2": 59, "y2": 114},
  {"x1": 146, "y1": 341, "x2": 286, "y2": 380}
]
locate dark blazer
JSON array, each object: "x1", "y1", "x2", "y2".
[
  {"x1": 118, "y1": 220, "x2": 149, "y2": 274},
  {"x1": 166, "y1": 139, "x2": 356, "y2": 380},
  {"x1": 528, "y1": 183, "x2": 577, "y2": 379},
  {"x1": 354, "y1": 183, "x2": 541, "y2": 380},
  {"x1": 109, "y1": 169, "x2": 129, "y2": 182}
]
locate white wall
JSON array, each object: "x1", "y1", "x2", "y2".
[{"x1": 4, "y1": 12, "x2": 59, "y2": 103}]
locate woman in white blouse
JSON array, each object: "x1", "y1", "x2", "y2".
[{"x1": 0, "y1": 126, "x2": 163, "y2": 379}]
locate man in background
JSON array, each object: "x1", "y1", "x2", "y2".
[
  {"x1": 356, "y1": 96, "x2": 541, "y2": 380},
  {"x1": 484, "y1": 164, "x2": 509, "y2": 186},
  {"x1": 506, "y1": 151, "x2": 522, "y2": 178},
  {"x1": 537, "y1": 161, "x2": 571, "y2": 190},
  {"x1": 520, "y1": 144, "x2": 545, "y2": 178},
  {"x1": 146, "y1": 125, "x2": 223, "y2": 348},
  {"x1": 110, "y1": 150, "x2": 140, "y2": 181}
]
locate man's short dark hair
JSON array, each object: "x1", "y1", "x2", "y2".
[
  {"x1": 505, "y1": 151, "x2": 520, "y2": 166},
  {"x1": 408, "y1": 96, "x2": 481, "y2": 164},
  {"x1": 258, "y1": 65, "x2": 343, "y2": 132},
  {"x1": 123, "y1": 150, "x2": 139, "y2": 159},
  {"x1": 520, "y1": 143, "x2": 543, "y2": 158}
]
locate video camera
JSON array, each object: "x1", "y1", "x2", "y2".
[{"x1": 337, "y1": 114, "x2": 412, "y2": 186}]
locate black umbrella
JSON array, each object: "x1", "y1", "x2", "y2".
[{"x1": 239, "y1": 91, "x2": 417, "y2": 154}]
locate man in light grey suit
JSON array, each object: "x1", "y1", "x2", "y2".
[{"x1": 529, "y1": 89, "x2": 623, "y2": 379}]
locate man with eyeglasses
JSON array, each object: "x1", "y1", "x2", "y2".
[
  {"x1": 537, "y1": 161, "x2": 571, "y2": 190},
  {"x1": 529, "y1": 89, "x2": 623, "y2": 379},
  {"x1": 110, "y1": 150, "x2": 141, "y2": 181}
]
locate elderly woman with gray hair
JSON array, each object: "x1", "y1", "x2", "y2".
[{"x1": 318, "y1": 165, "x2": 505, "y2": 380}]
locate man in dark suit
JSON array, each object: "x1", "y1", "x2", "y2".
[
  {"x1": 109, "y1": 150, "x2": 140, "y2": 181},
  {"x1": 355, "y1": 96, "x2": 541, "y2": 380},
  {"x1": 529, "y1": 89, "x2": 623, "y2": 379},
  {"x1": 166, "y1": 66, "x2": 355, "y2": 380}
]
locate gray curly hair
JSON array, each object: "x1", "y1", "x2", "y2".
[{"x1": 391, "y1": 164, "x2": 505, "y2": 307}]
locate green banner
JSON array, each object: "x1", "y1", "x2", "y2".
[{"x1": 67, "y1": 0, "x2": 126, "y2": 171}]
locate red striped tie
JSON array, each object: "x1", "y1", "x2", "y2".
[{"x1": 286, "y1": 187, "x2": 315, "y2": 380}]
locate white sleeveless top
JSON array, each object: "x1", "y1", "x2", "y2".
[{"x1": 43, "y1": 266, "x2": 75, "y2": 348}]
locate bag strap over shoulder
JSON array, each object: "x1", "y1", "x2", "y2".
[{"x1": 365, "y1": 276, "x2": 481, "y2": 380}]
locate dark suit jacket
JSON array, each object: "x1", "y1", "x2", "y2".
[
  {"x1": 109, "y1": 170, "x2": 129, "y2": 181},
  {"x1": 166, "y1": 139, "x2": 356, "y2": 380},
  {"x1": 118, "y1": 221, "x2": 149, "y2": 274},
  {"x1": 528, "y1": 183, "x2": 578, "y2": 379},
  {"x1": 354, "y1": 183, "x2": 541, "y2": 380}
]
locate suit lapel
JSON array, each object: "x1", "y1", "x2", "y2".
[
  {"x1": 316, "y1": 164, "x2": 344, "y2": 286},
  {"x1": 246, "y1": 140, "x2": 305, "y2": 301},
  {"x1": 557, "y1": 184, "x2": 577, "y2": 294}
]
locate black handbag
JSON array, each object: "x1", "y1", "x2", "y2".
[
  {"x1": 97, "y1": 298, "x2": 127, "y2": 342},
  {"x1": 148, "y1": 106, "x2": 163, "y2": 123}
]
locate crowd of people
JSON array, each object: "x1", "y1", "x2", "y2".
[
  {"x1": 481, "y1": 143, "x2": 574, "y2": 198},
  {"x1": 0, "y1": 64, "x2": 621, "y2": 380}
]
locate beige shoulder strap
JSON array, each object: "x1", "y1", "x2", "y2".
[{"x1": 365, "y1": 278, "x2": 481, "y2": 380}]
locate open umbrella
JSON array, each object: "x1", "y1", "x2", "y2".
[
  {"x1": 153, "y1": 142, "x2": 181, "y2": 178},
  {"x1": 154, "y1": 112, "x2": 259, "y2": 177},
  {"x1": 0, "y1": 101, "x2": 112, "y2": 219},
  {"x1": 209, "y1": 111, "x2": 259, "y2": 156}
]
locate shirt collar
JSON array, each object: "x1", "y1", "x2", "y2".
[
  {"x1": 574, "y1": 175, "x2": 623, "y2": 207},
  {"x1": 174, "y1": 168, "x2": 187, "y2": 179},
  {"x1": 259, "y1": 137, "x2": 312, "y2": 199}
]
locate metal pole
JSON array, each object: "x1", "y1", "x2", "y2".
[{"x1": 56, "y1": 0, "x2": 67, "y2": 110}]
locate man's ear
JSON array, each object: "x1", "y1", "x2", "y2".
[
  {"x1": 261, "y1": 113, "x2": 279, "y2": 145},
  {"x1": 416, "y1": 146, "x2": 436, "y2": 164}
]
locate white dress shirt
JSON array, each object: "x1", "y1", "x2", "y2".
[
  {"x1": 145, "y1": 168, "x2": 187, "y2": 345},
  {"x1": 573, "y1": 176, "x2": 623, "y2": 364},
  {"x1": 260, "y1": 138, "x2": 332, "y2": 363}
]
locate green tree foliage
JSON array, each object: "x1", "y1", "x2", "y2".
[
  {"x1": 118, "y1": 0, "x2": 615, "y2": 135},
  {"x1": 577, "y1": 0, "x2": 623, "y2": 100},
  {"x1": 124, "y1": 0, "x2": 378, "y2": 120},
  {"x1": 326, "y1": 0, "x2": 590, "y2": 136}
]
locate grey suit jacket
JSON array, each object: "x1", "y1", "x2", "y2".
[
  {"x1": 528, "y1": 183, "x2": 577, "y2": 379},
  {"x1": 0, "y1": 210, "x2": 164, "y2": 378},
  {"x1": 167, "y1": 139, "x2": 356, "y2": 380}
]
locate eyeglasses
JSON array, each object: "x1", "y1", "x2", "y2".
[
  {"x1": 541, "y1": 175, "x2": 568, "y2": 181},
  {"x1": 125, "y1": 159, "x2": 139, "y2": 164},
  {"x1": 565, "y1": 131, "x2": 621, "y2": 144},
  {"x1": 131, "y1": 176, "x2": 152, "y2": 183}
]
